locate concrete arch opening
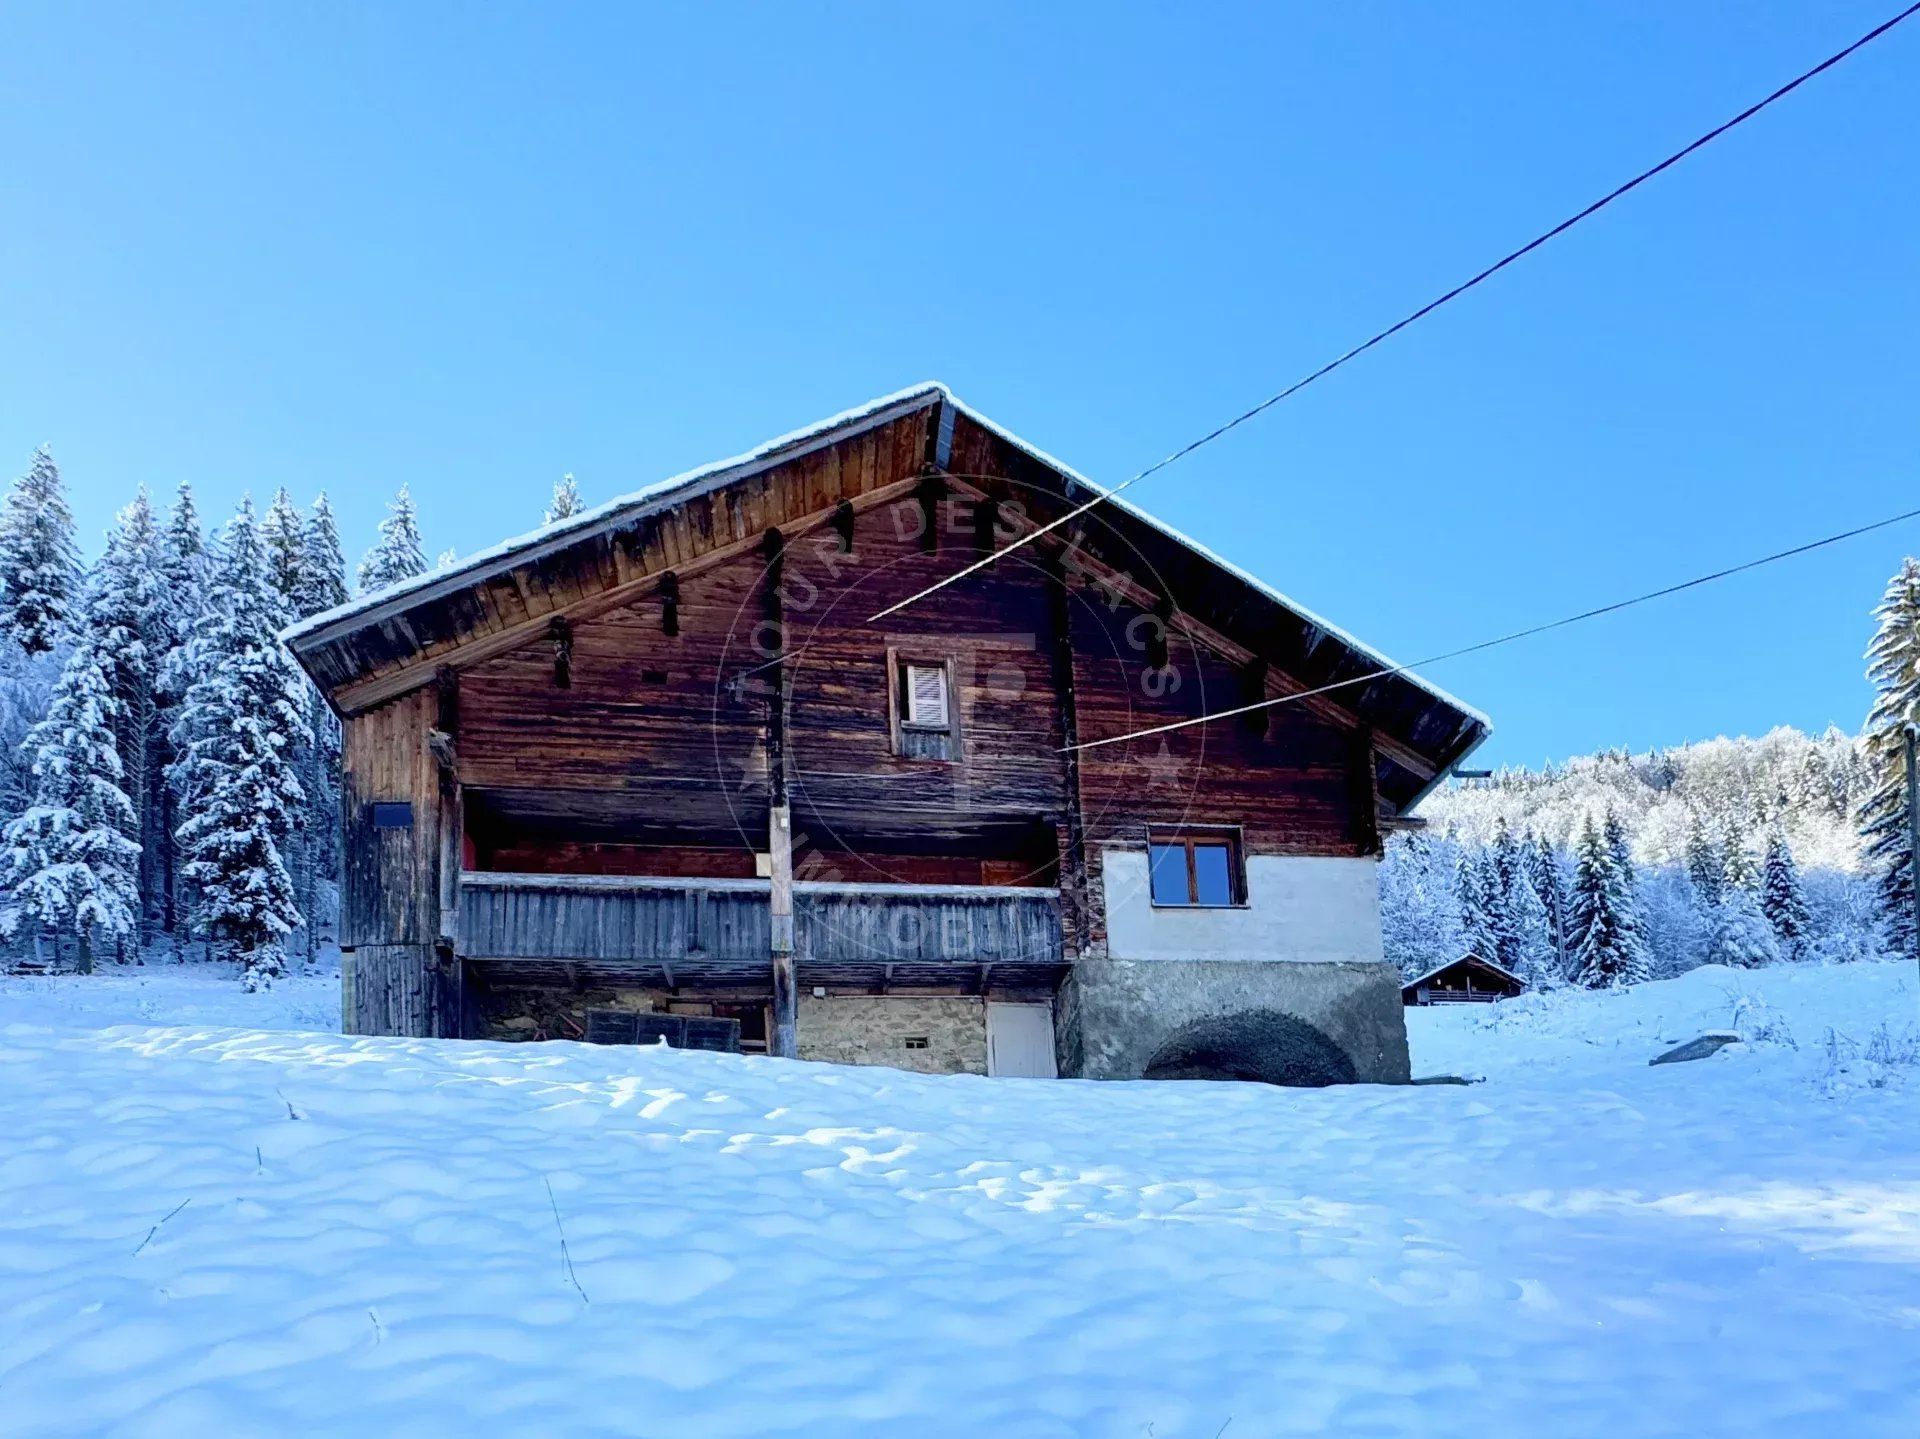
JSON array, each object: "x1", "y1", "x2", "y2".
[{"x1": 1141, "y1": 1009, "x2": 1358, "y2": 1088}]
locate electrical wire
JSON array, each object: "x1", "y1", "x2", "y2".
[
  {"x1": 1069, "y1": 503, "x2": 1920, "y2": 753},
  {"x1": 868, "y1": 2, "x2": 1920, "y2": 625}
]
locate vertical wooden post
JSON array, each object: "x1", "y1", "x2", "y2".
[
  {"x1": 764, "y1": 529, "x2": 799, "y2": 1058},
  {"x1": 431, "y1": 667, "x2": 464, "y2": 1039},
  {"x1": 1352, "y1": 725, "x2": 1382, "y2": 858},
  {"x1": 1046, "y1": 554, "x2": 1093, "y2": 961}
]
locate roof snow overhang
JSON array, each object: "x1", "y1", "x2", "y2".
[
  {"x1": 1401, "y1": 954, "x2": 1528, "y2": 992},
  {"x1": 284, "y1": 383, "x2": 1490, "y2": 813}
]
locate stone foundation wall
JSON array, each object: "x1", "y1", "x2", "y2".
[
  {"x1": 1062, "y1": 959, "x2": 1411, "y2": 1086},
  {"x1": 797, "y1": 995, "x2": 987, "y2": 1075}
]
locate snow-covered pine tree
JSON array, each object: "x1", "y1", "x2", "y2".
[
  {"x1": 1761, "y1": 829, "x2": 1811, "y2": 959},
  {"x1": 294, "y1": 494, "x2": 350, "y2": 619},
  {"x1": 1485, "y1": 818, "x2": 1531, "y2": 972},
  {"x1": 256, "y1": 488, "x2": 320, "y2": 956},
  {"x1": 260, "y1": 488, "x2": 306, "y2": 605},
  {"x1": 0, "y1": 621, "x2": 141, "y2": 972},
  {"x1": 1380, "y1": 831, "x2": 1468, "y2": 979},
  {"x1": 1527, "y1": 834, "x2": 1573, "y2": 977},
  {"x1": 1604, "y1": 809, "x2": 1636, "y2": 888},
  {"x1": 546, "y1": 473, "x2": 583, "y2": 524},
  {"x1": 1722, "y1": 831, "x2": 1758, "y2": 892},
  {"x1": 168, "y1": 499, "x2": 311, "y2": 988},
  {"x1": 1684, "y1": 814, "x2": 1724, "y2": 907},
  {"x1": 0, "y1": 447, "x2": 81, "y2": 656},
  {"x1": 357, "y1": 485, "x2": 428, "y2": 595},
  {"x1": 292, "y1": 493, "x2": 349, "y2": 949},
  {"x1": 87, "y1": 490, "x2": 171, "y2": 947},
  {"x1": 1454, "y1": 849, "x2": 1499, "y2": 961},
  {"x1": 1859, "y1": 557, "x2": 1920, "y2": 962},
  {"x1": 1505, "y1": 865, "x2": 1557, "y2": 987},
  {"x1": 1570, "y1": 813, "x2": 1650, "y2": 988},
  {"x1": 1709, "y1": 885, "x2": 1780, "y2": 969},
  {"x1": 149, "y1": 481, "x2": 210, "y2": 943}
]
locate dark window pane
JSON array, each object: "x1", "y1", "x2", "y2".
[
  {"x1": 1192, "y1": 842, "x2": 1234, "y2": 905},
  {"x1": 1149, "y1": 843, "x2": 1190, "y2": 905}
]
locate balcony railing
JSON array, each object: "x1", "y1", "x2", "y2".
[{"x1": 457, "y1": 872, "x2": 1065, "y2": 989}]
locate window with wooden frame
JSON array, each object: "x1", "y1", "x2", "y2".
[
  {"x1": 1147, "y1": 827, "x2": 1245, "y2": 907},
  {"x1": 888, "y1": 650, "x2": 960, "y2": 760}
]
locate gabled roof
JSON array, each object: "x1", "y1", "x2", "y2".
[
  {"x1": 285, "y1": 383, "x2": 1491, "y2": 810},
  {"x1": 1401, "y1": 954, "x2": 1528, "y2": 992}
]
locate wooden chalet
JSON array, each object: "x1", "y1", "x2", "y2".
[
  {"x1": 286, "y1": 384, "x2": 1489, "y2": 1081},
  {"x1": 1401, "y1": 954, "x2": 1527, "y2": 1006}
]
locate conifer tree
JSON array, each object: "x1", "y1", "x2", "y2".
[
  {"x1": 1485, "y1": 819, "x2": 1530, "y2": 972},
  {"x1": 168, "y1": 499, "x2": 311, "y2": 988},
  {"x1": 356, "y1": 485, "x2": 428, "y2": 594},
  {"x1": 1859, "y1": 557, "x2": 1920, "y2": 962},
  {"x1": 1570, "y1": 813, "x2": 1650, "y2": 988},
  {"x1": 289, "y1": 491, "x2": 350, "y2": 951},
  {"x1": 1505, "y1": 866, "x2": 1557, "y2": 986},
  {"x1": 260, "y1": 488, "x2": 306, "y2": 605},
  {"x1": 151, "y1": 481, "x2": 208, "y2": 940},
  {"x1": 88, "y1": 490, "x2": 171, "y2": 945},
  {"x1": 545, "y1": 473, "x2": 583, "y2": 524},
  {"x1": 1455, "y1": 850, "x2": 1499, "y2": 961},
  {"x1": 1380, "y1": 832, "x2": 1467, "y2": 979},
  {"x1": 258, "y1": 486, "x2": 318, "y2": 956},
  {"x1": 1527, "y1": 834, "x2": 1572, "y2": 977},
  {"x1": 294, "y1": 494, "x2": 350, "y2": 619},
  {"x1": 0, "y1": 622, "x2": 140, "y2": 971},
  {"x1": 1684, "y1": 814, "x2": 1724, "y2": 907},
  {"x1": 0, "y1": 447, "x2": 81, "y2": 655},
  {"x1": 1761, "y1": 829, "x2": 1811, "y2": 959},
  {"x1": 160, "y1": 481, "x2": 206, "y2": 602},
  {"x1": 1721, "y1": 833, "x2": 1758, "y2": 892},
  {"x1": 1709, "y1": 886, "x2": 1781, "y2": 969},
  {"x1": 1604, "y1": 809, "x2": 1636, "y2": 888}
]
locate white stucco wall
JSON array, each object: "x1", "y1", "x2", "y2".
[{"x1": 1100, "y1": 848, "x2": 1385, "y2": 964}]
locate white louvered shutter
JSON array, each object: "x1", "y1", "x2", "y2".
[{"x1": 905, "y1": 664, "x2": 949, "y2": 727}]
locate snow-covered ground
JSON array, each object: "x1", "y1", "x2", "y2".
[{"x1": 2, "y1": 961, "x2": 1917, "y2": 1437}]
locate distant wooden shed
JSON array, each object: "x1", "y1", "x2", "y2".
[{"x1": 1401, "y1": 954, "x2": 1526, "y2": 1006}]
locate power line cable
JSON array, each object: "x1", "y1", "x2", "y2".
[
  {"x1": 868, "y1": 2, "x2": 1920, "y2": 625},
  {"x1": 1069, "y1": 502, "x2": 1920, "y2": 753}
]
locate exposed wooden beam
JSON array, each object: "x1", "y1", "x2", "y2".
[
  {"x1": 938, "y1": 474, "x2": 1439, "y2": 784},
  {"x1": 329, "y1": 477, "x2": 927, "y2": 716}
]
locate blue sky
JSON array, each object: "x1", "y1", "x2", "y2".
[{"x1": 2, "y1": 3, "x2": 1915, "y2": 769}]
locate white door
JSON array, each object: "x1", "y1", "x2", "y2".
[{"x1": 987, "y1": 1003, "x2": 1057, "y2": 1079}]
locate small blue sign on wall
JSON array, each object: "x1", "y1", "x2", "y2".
[{"x1": 370, "y1": 802, "x2": 414, "y2": 830}]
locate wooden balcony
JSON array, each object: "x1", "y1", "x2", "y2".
[{"x1": 457, "y1": 872, "x2": 1066, "y2": 993}]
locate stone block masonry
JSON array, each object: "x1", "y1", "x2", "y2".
[{"x1": 798, "y1": 996, "x2": 988, "y2": 1075}]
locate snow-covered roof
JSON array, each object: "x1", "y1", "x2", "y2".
[
  {"x1": 282, "y1": 383, "x2": 947, "y2": 648},
  {"x1": 283, "y1": 382, "x2": 1487, "y2": 741},
  {"x1": 1401, "y1": 954, "x2": 1528, "y2": 992}
]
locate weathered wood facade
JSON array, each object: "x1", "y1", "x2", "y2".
[
  {"x1": 1401, "y1": 954, "x2": 1527, "y2": 1006},
  {"x1": 290, "y1": 385, "x2": 1488, "y2": 1076}
]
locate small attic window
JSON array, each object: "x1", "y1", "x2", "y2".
[
  {"x1": 890, "y1": 654, "x2": 959, "y2": 761},
  {"x1": 902, "y1": 664, "x2": 949, "y2": 729}
]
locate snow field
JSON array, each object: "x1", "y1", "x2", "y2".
[{"x1": 0, "y1": 960, "x2": 1916, "y2": 1437}]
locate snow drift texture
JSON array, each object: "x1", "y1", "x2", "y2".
[{"x1": 1, "y1": 961, "x2": 1917, "y2": 1437}]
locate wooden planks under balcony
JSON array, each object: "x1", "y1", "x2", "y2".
[{"x1": 458, "y1": 872, "x2": 1066, "y2": 994}]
